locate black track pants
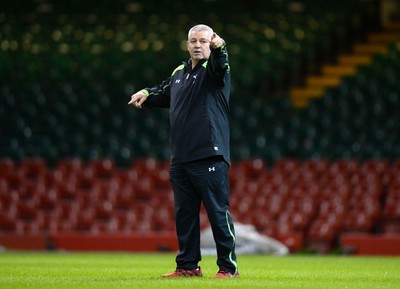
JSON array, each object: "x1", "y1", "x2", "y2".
[{"x1": 170, "y1": 156, "x2": 238, "y2": 274}]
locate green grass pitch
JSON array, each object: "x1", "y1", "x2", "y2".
[{"x1": 0, "y1": 252, "x2": 399, "y2": 289}]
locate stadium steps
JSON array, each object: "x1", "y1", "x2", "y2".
[{"x1": 290, "y1": 21, "x2": 400, "y2": 108}]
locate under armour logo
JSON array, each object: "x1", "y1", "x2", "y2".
[
  {"x1": 209, "y1": 167, "x2": 215, "y2": 172},
  {"x1": 175, "y1": 79, "x2": 181, "y2": 83}
]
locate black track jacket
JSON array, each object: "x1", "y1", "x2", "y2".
[{"x1": 142, "y1": 45, "x2": 231, "y2": 165}]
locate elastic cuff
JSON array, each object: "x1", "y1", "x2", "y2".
[{"x1": 141, "y1": 89, "x2": 149, "y2": 97}]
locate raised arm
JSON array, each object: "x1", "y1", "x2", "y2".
[{"x1": 208, "y1": 32, "x2": 230, "y2": 86}]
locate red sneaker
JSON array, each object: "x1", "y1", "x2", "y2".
[
  {"x1": 214, "y1": 270, "x2": 239, "y2": 278},
  {"x1": 161, "y1": 267, "x2": 203, "y2": 278}
]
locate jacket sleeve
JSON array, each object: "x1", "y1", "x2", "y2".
[
  {"x1": 208, "y1": 45, "x2": 230, "y2": 87},
  {"x1": 142, "y1": 77, "x2": 171, "y2": 108}
]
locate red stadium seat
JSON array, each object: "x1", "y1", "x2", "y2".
[
  {"x1": 273, "y1": 159, "x2": 301, "y2": 173},
  {"x1": 54, "y1": 202, "x2": 81, "y2": 223},
  {"x1": 131, "y1": 158, "x2": 159, "y2": 179},
  {"x1": 114, "y1": 189, "x2": 135, "y2": 211},
  {"x1": 93, "y1": 201, "x2": 113, "y2": 222},
  {"x1": 306, "y1": 220, "x2": 337, "y2": 253},
  {"x1": 2, "y1": 169, "x2": 23, "y2": 190},
  {"x1": 37, "y1": 191, "x2": 57, "y2": 212},
  {"x1": 360, "y1": 159, "x2": 389, "y2": 176},
  {"x1": 248, "y1": 208, "x2": 275, "y2": 232},
  {"x1": 76, "y1": 168, "x2": 95, "y2": 191},
  {"x1": 235, "y1": 159, "x2": 266, "y2": 180},
  {"x1": 72, "y1": 210, "x2": 95, "y2": 232},
  {"x1": 36, "y1": 211, "x2": 63, "y2": 233},
  {"x1": 0, "y1": 179, "x2": 18, "y2": 208},
  {"x1": 0, "y1": 158, "x2": 15, "y2": 177},
  {"x1": 382, "y1": 186, "x2": 400, "y2": 233},
  {"x1": 133, "y1": 176, "x2": 154, "y2": 201},
  {"x1": 278, "y1": 211, "x2": 310, "y2": 232},
  {"x1": 301, "y1": 159, "x2": 329, "y2": 175},
  {"x1": 19, "y1": 158, "x2": 47, "y2": 180},
  {"x1": 0, "y1": 213, "x2": 17, "y2": 233},
  {"x1": 15, "y1": 220, "x2": 41, "y2": 235},
  {"x1": 341, "y1": 211, "x2": 374, "y2": 233},
  {"x1": 89, "y1": 159, "x2": 116, "y2": 180},
  {"x1": 14, "y1": 201, "x2": 38, "y2": 221},
  {"x1": 329, "y1": 160, "x2": 359, "y2": 176},
  {"x1": 150, "y1": 205, "x2": 175, "y2": 232},
  {"x1": 90, "y1": 181, "x2": 119, "y2": 202},
  {"x1": 114, "y1": 211, "x2": 138, "y2": 231},
  {"x1": 56, "y1": 158, "x2": 85, "y2": 176},
  {"x1": 56, "y1": 181, "x2": 78, "y2": 202},
  {"x1": 152, "y1": 167, "x2": 172, "y2": 191}
]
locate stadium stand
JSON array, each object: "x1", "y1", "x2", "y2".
[{"x1": 0, "y1": 0, "x2": 399, "y2": 254}]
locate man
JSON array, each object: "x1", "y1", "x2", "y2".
[{"x1": 128, "y1": 24, "x2": 238, "y2": 278}]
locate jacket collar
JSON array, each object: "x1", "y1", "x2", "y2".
[{"x1": 185, "y1": 58, "x2": 207, "y2": 72}]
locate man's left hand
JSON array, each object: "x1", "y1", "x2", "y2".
[{"x1": 210, "y1": 33, "x2": 225, "y2": 49}]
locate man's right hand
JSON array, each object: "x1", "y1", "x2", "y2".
[{"x1": 128, "y1": 90, "x2": 148, "y2": 109}]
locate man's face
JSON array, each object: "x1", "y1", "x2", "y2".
[{"x1": 187, "y1": 30, "x2": 212, "y2": 62}]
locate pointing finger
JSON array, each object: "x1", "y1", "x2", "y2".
[{"x1": 128, "y1": 95, "x2": 138, "y2": 105}]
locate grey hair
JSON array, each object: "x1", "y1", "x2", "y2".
[{"x1": 188, "y1": 24, "x2": 213, "y2": 39}]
